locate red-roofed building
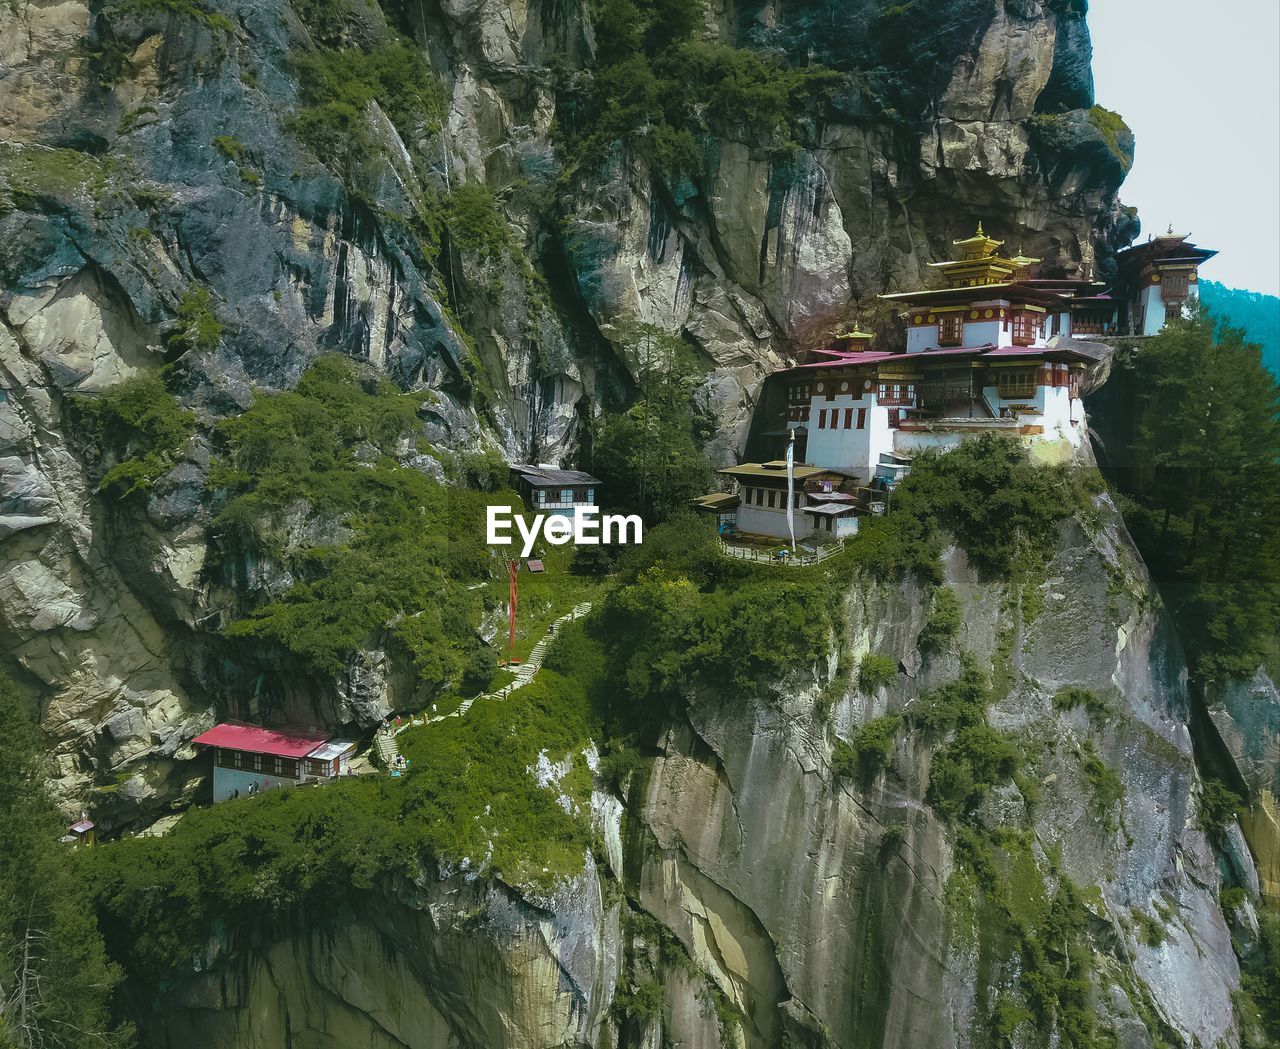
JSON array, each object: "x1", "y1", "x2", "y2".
[{"x1": 193, "y1": 721, "x2": 356, "y2": 802}]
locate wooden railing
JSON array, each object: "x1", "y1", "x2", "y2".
[{"x1": 719, "y1": 540, "x2": 843, "y2": 566}]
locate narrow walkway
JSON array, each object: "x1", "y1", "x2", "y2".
[
  {"x1": 720, "y1": 540, "x2": 843, "y2": 566},
  {"x1": 422, "y1": 601, "x2": 593, "y2": 726}
]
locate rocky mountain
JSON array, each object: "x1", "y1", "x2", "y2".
[
  {"x1": 97, "y1": 488, "x2": 1266, "y2": 1049},
  {"x1": 0, "y1": 0, "x2": 1135, "y2": 822},
  {"x1": 3, "y1": 0, "x2": 1275, "y2": 1047}
]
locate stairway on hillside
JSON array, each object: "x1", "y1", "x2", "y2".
[
  {"x1": 373, "y1": 729, "x2": 399, "y2": 768},
  {"x1": 427, "y1": 601, "x2": 593, "y2": 724}
]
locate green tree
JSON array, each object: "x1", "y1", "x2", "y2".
[
  {"x1": 0, "y1": 670, "x2": 132, "y2": 1048},
  {"x1": 591, "y1": 326, "x2": 713, "y2": 523},
  {"x1": 1103, "y1": 314, "x2": 1280, "y2": 680}
]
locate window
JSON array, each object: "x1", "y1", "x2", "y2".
[
  {"x1": 767, "y1": 490, "x2": 777, "y2": 509},
  {"x1": 997, "y1": 369, "x2": 1038, "y2": 399},
  {"x1": 586, "y1": 489, "x2": 594, "y2": 503},
  {"x1": 857, "y1": 408, "x2": 867, "y2": 430},
  {"x1": 536, "y1": 490, "x2": 545, "y2": 505},
  {"x1": 818, "y1": 409, "x2": 827, "y2": 429},
  {"x1": 1161, "y1": 271, "x2": 1189, "y2": 302},
  {"x1": 1010, "y1": 312, "x2": 1036, "y2": 345},
  {"x1": 272, "y1": 757, "x2": 283, "y2": 775},
  {"x1": 231, "y1": 750, "x2": 242, "y2": 769},
  {"x1": 938, "y1": 313, "x2": 963, "y2": 346},
  {"x1": 755, "y1": 488, "x2": 765, "y2": 506},
  {"x1": 844, "y1": 408, "x2": 854, "y2": 429},
  {"x1": 252, "y1": 753, "x2": 262, "y2": 772},
  {"x1": 561, "y1": 489, "x2": 573, "y2": 504}
]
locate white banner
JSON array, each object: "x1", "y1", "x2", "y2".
[{"x1": 786, "y1": 429, "x2": 796, "y2": 552}]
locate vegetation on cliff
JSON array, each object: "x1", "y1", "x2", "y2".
[
  {"x1": 0, "y1": 670, "x2": 132, "y2": 1049},
  {"x1": 1099, "y1": 315, "x2": 1280, "y2": 680},
  {"x1": 210, "y1": 356, "x2": 497, "y2": 687},
  {"x1": 590, "y1": 327, "x2": 714, "y2": 522},
  {"x1": 559, "y1": 0, "x2": 840, "y2": 170},
  {"x1": 86, "y1": 664, "x2": 600, "y2": 982},
  {"x1": 72, "y1": 373, "x2": 196, "y2": 497},
  {"x1": 845, "y1": 432, "x2": 1102, "y2": 590}
]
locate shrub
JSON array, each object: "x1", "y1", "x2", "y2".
[
  {"x1": 213, "y1": 356, "x2": 495, "y2": 685},
  {"x1": 613, "y1": 978, "x2": 664, "y2": 1022},
  {"x1": 1130, "y1": 908, "x2": 1166, "y2": 948},
  {"x1": 843, "y1": 434, "x2": 1098, "y2": 583},
  {"x1": 443, "y1": 183, "x2": 511, "y2": 262},
  {"x1": 171, "y1": 285, "x2": 223, "y2": 353},
  {"x1": 926, "y1": 724, "x2": 1020, "y2": 819},
  {"x1": 1052, "y1": 686, "x2": 1113, "y2": 722},
  {"x1": 837, "y1": 715, "x2": 900, "y2": 781},
  {"x1": 858, "y1": 652, "x2": 898, "y2": 692},
  {"x1": 289, "y1": 40, "x2": 444, "y2": 190},
  {"x1": 910, "y1": 660, "x2": 991, "y2": 735},
  {"x1": 1078, "y1": 740, "x2": 1123, "y2": 832},
  {"x1": 1219, "y1": 886, "x2": 1246, "y2": 914},
  {"x1": 73, "y1": 374, "x2": 195, "y2": 496},
  {"x1": 879, "y1": 820, "x2": 907, "y2": 853},
  {"x1": 212, "y1": 134, "x2": 247, "y2": 162},
  {"x1": 1198, "y1": 778, "x2": 1245, "y2": 837},
  {"x1": 918, "y1": 586, "x2": 961, "y2": 650}
]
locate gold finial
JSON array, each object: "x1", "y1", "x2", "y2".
[
  {"x1": 1167, "y1": 223, "x2": 1174, "y2": 234},
  {"x1": 976, "y1": 221, "x2": 985, "y2": 237}
]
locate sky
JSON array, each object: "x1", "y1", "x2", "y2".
[{"x1": 1088, "y1": 0, "x2": 1280, "y2": 295}]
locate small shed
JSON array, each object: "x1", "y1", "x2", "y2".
[
  {"x1": 509, "y1": 465, "x2": 601, "y2": 519},
  {"x1": 691, "y1": 492, "x2": 740, "y2": 533},
  {"x1": 64, "y1": 819, "x2": 95, "y2": 847}
]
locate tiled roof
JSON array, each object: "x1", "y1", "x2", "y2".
[
  {"x1": 193, "y1": 721, "x2": 331, "y2": 759},
  {"x1": 510, "y1": 464, "x2": 601, "y2": 486}
]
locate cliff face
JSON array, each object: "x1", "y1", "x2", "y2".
[
  {"x1": 127, "y1": 494, "x2": 1257, "y2": 1049},
  {"x1": 8, "y1": 2, "x2": 1256, "y2": 1046},
  {"x1": 0, "y1": 0, "x2": 1135, "y2": 823}
]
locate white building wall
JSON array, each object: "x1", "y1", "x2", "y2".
[
  {"x1": 963, "y1": 319, "x2": 1005, "y2": 348},
  {"x1": 906, "y1": 326, "x2": 935, "y2": 353},
  {"x1": 213, "y1": 765, "x2": 299, "y2": 802},
  {"x1": 867, "y1": 405, "x2": 897, "y2": 479},
  {"x1": 893, "y1": 430, "x2": 974, "y2": 455},
  {"x1": 1139, "y1": 284, "x2": 1166, "y2": 335},
  {"x1": 805, "y1": 396, "x2": 900, "y2": 480},
  {"x1": 736, "y1": 504, "x2": 808, "y2": 540}
]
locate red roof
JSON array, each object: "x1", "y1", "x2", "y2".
[
  {"x1": 907, "y1": 345, "x2": 994, "y2": 359},
  {"x1": 192, "y1": 721, "x2": 331, "y2": 759},
  {"x1": 795, "y1": 351, "x2": 898, "y2": 369}
]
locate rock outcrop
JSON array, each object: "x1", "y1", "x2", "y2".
[
  {"x1": 0, "y1": 0, "x2": 1138, "y2": 819},
  {"x1": 7, "y1": 2, "x2": 1259, "y2": 1047},
  {"x1": 128, "y1": 494, "x2": 1257, "y2": 1048}
]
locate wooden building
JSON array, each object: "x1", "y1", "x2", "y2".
[
  {"x1": 193, "y1": 722, "x2": 356, "y2": 802},
  {"x1": 509, "y1": 464, "x2": 601, "y2": 521}
]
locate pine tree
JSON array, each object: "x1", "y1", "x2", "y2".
[
  {"x1": 0, "y1": 670, "x2": 132, "y2": 1048},
  {"x1": 1111, "y1": 313, "x2": 1280, "y2": 680}
]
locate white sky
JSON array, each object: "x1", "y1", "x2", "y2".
[{"x1": 1089, "y1": 0, "x2": 1280, "y2": 295}]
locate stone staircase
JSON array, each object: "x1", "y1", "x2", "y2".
[
  {"x1": 373, "y1": 728, "x2": 400, "y2": 768},
  {"x1": 427, "y1": 601, "x2": 593, "y2": 725}
]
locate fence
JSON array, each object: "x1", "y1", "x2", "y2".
[{"x1": 719, "y1": 540, "x2": 843, "y2": 567}]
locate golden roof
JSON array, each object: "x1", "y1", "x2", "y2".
[
  {"x1": 834, "y1": 328, "x2": 876, "y2": 341},
  {"x1": 951, "y1": 221, "x2": 1004, "y2": 257}
]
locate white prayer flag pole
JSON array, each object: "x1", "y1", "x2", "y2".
[{"x1": 786, "y1": 427, "x2": 796, "y2": 553}]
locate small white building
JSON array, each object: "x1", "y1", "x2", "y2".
[
  {"x1": 711, "y1": 461, "x2": 861, "y2": 542},
  {"x1": 509, "y1": 464, "x2": 600, "y2": 521},
  {"x1": 193, "y1": 722, "x2": 356, "y2": 802}
]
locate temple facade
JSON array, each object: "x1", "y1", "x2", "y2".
[
  {"x1": 704, "y1": 222, "x2": 1216, "y2": 542},
  {"x1": 758, "y1": 223, "x2": 1215, "y2": 482}
]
